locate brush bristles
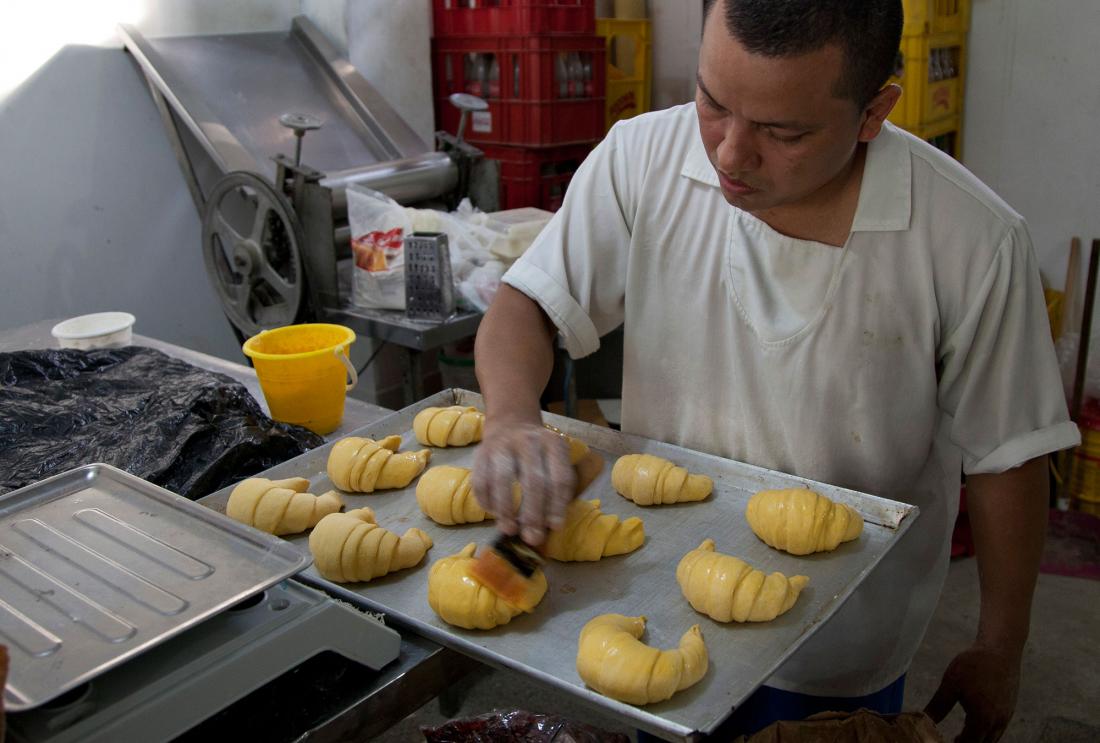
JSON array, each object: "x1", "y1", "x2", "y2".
[{"x1": 470, "y1": 547, "x2": 541, "y2": 612}]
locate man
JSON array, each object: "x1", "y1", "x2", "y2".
[{"x1": 471, "y1": 0, "x2": 1078, "y2": 739}]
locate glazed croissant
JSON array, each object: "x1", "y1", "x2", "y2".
[
  {"x1": 428, "y1": 543, "x2": 548, "y2": 629},
  {"x1": 677, "y1": 539, "x2": 808, "y2": 622},
  {"x1": 327, "y1": 435, "x2": 431, "y2": 492},
  {"x1": 544, "y1": 499, "x2": 645, "y2": 562},
  {"x1": 308, "y1": 508, "x2": 432, "y2": 583},
  {"x1": 545, "y1": 424, "x2": 590, "y2": 464},
  {"x1": 611, "y1": 454, "x2": 712, "y2": 505},
  {"x1": 413, "y1": 406, "x2": 484, "y2": 447},
  {"x1": 576, "y1": 614, "x2": 708, "y2": 705},
  {"x1": 226, "y1": 477, "x2": 342, "y2": 535},
  {"x1": 416, "y1": 465, "x2": 492, "y2": 525},
  {"x1": 746, "y1": 488, "x2": 863, "y2": 555}
]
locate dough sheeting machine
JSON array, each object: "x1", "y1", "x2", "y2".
[{"x1": 119, "y1": 17, "x2": 491, "y2": 343}]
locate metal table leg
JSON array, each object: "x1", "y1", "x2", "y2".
[{"x1": 401, "y1": 348, "x2": 425, "y2": 406}]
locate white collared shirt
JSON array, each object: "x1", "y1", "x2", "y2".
[{"x1": 503, "y1": 103, "x2": 1079, "y2": 695}]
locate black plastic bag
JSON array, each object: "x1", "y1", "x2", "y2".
[
  {"x1": 422, "y1": 710, "x2": 630, "y2": 743},
  {"x1": 0, "y1": 347, "x2": 324, "y2": 499}
]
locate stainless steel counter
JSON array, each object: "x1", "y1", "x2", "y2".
[{"x1": 0, "y1": 319, "x2": 477, "y2": 737}]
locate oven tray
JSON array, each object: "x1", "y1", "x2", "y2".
[
  {"x1": 0, "y1": 464, "x2": 309, "y2": 711},
  {"x1": 200, "y1": 390, "x2": 917, "y2": 740}
]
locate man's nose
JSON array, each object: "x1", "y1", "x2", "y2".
[{"x1": 716, "y1": 121, "x2": 760, "y2": 173}]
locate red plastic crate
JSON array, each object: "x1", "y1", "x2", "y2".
[
  {"x1": 479, "y1": 142, "x2": 595, "y2": 211},
  {"x1": 433, "y1": 35, "x2": 605, "y2": 101},
  {"x1": 433, "y1": 0, "x2": 596, "y2": 37},
  {"x1": 433, "y1": 35, "x2": 605, "y2": 145},
  {"x1": 437, "y1": 97, "x2": 604, "y2": 146}
]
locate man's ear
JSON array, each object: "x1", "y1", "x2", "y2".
[{"x1": 858, "y1": 84, "x2": 902, "y2": 142}]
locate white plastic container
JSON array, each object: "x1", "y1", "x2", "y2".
[
  {"x1": 51, "y1": 312, "x2": 136, "y2": 349},
  {"x1": 483, "y1": 207, "x2": 554, "y2": 260}
]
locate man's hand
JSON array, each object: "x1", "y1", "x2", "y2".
[
  {"x1": 925, "y1": 455, "x2": 1048, "y2": 742},
  {"x1": 925, "y1": 643, "x2": 1021, "y2": 742},
  {"x1": 472, "y1": 420, "x2": 575, "y2": 546}
]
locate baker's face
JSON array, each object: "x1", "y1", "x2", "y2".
[{"x1": 696, "y1": 12, "x2": 868, "y2": 213}]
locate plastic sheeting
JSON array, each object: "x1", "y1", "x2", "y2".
[
  {"x1": 0, "y1": 347, "x2": 323, "y2": 499},
  {"x1": 422, "y1": 710, "x2": 630, "y2": 743}
]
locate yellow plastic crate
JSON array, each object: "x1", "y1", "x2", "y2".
[
  {"x1": 911, "y1": 116, "x2": 962, "y2": 160},
  {"x1": 888, "y1": 31, "x2": 967, "y2": 130},
  {"x1": 902, "y1": 0, "x2": 971, "y2": 37},
  {"x1": 596, "y1": 17, "x2": 651, "y2": 131}
]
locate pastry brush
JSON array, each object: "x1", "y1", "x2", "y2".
[{"x1": 471, "y1": 449, "x2": 604, "y2": 610}]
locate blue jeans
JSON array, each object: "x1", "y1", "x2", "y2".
[{"x1": 638, "y1": 675, "x2": 907, "y2": 740}]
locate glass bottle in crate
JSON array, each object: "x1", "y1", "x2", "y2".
[
  {"x1": 555, "y1": 52, "x2": 570, "y2": 98},
  {"x1": 465, "y1": 53, "x2": 482, "y2": 97},
  {"x1": 581, "y1": 52, "x2": 594, "y2": 98},
  {"x1": 487, "y1": 54, "x2": 500, "y2": 99},
  {"x1": 567, "y1": 52, "x2": 584, "y2": 98}
]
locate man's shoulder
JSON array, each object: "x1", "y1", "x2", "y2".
[
  {"x1": 891, "y1": 124, "x2": 1024, "y2": 237},
  {"x1": 606, "y1": 103, "x2": 700, "y2": 156}
]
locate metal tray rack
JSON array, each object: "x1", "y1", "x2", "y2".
[
  {"x1": 0, "y1": 464, "x2": 310, "y2": 713},
  {"x1": 201, "y1": 390, "x2": 918, "y2": 740}
]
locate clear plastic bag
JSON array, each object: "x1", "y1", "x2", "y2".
[
  {"x1": 348, "y1": 190, "x2": 508, "y2": 313},
  {"x1": 348, "y1": 186, "x2": 412, "y2": 310}
]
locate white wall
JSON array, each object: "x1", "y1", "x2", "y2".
[
  {"x1": 0, "y1": 1, "x2": 305, "y2": 361},
  {"x1": 962, "y1": 0, "x2": 1100, "y2": 287},
  {"x1": 347, "y1": 1, "x2": 434, "y2": 147},
  {"x1": 649, "y1": 0, "x2": 703, "y2": 110},
  {"x1": 0, "y1": 0, "x2": 434, "y2": 390}
]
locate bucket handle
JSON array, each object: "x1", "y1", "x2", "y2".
[{"x1": 336, "y1": 348, "x2": 358, "y2": 392}]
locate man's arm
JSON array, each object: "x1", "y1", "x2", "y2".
[
  {"x1": 925, "y1": 454, "x2": 1048, "y2": 742},
  {"x1": 472, "y1": 284, "x2": 576, "y2": 545},
  {"x1": 475, "y1": 284, "x2": 557, "y2": 426}
]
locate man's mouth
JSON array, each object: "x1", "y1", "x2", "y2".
[{"x1": 718, "y1": 172, "x2": 758, "y2": 196}]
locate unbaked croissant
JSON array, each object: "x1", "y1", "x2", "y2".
[
  {"x1": 544, "y1": 499, "x2": 645, "y2": 562},
  {"x1": 427, "y1": 543, "x2": 548, "y2": 629},
  {"x1": 327, "y1": 435, "x2": 430, "y2": 492},
  {"x1": 308, "y1": 508, "x2": 432, "y2": 583},
  {"x1": 413, "y1": 406, "x2": 484, "y2": 447},
  {"x1": 611, "y1": 453, "x2": 712, "y2": 505},
  {"x1": 416, "y1": 465, "x2": 491, "y2": 525},
  {"x1": 545, "y1": 424, "x2": 590, "y2": 464},
  {"x1": 576, "y1": 614, "x2": 708, "y2": 705},
  {"x1": 226, "y1": 477, "x2": 342, "y2": 535},
  {"x1": 677, "y1": 539, "x2": 808, "y2": 622},
  {"x1": 746, "y1": 488, "x2": 863, "y2": 555}
]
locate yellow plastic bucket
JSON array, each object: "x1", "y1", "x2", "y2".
[{"x1": 242, "y1": 323, "x2": 357, "y2": 435}]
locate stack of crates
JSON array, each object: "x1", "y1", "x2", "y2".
[
  {"x1": 431, "y1": 0, "x2": 604, "y2": 211},
  {"x1": 596, "y1": 17, "x2": 652, "y2": 132},
  {"x1": 888, "y1": 0, "x2": 970, "y2": 159}
]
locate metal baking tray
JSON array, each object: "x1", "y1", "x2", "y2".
[
  {"x1": 0, "y1": 464, "x2": 310, "y2": 712},
  {"x1": 200, "y1": 390, "x2": 918, "y2": 741}
]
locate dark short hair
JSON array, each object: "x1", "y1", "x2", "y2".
[{"x1": 703, "y1": 0, "x2": 902, "y2": 108}]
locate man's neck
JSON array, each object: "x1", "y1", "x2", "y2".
[{"x1": 752, "y1": 144, "x2": 868, "y2": 247}]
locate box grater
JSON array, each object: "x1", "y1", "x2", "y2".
[{"x1": 404, "y1": 232, "x2": 456, "y2": 320}]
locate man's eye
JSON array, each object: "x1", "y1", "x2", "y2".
[
  {"x1": 699, "y1": 95, "x2": 724, "y2": 112},
  {"x1": 766, "y1": 128, "x2": 807, "y2": 144}
]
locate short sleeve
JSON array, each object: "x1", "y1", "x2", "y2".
[
  {"x1": 937, "y1": 220, "x2": 1080, "y2": 474},
  {"x1": 502, "y1": 125, "x2": 635, "y2": 359}
]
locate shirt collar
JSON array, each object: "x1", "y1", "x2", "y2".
[
  {"x1": 850, "y1": 122, "x2": 912, "y2": 232},
  {"x1": 680, "y1": 120, "x2": 913, "y2": 233}
]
